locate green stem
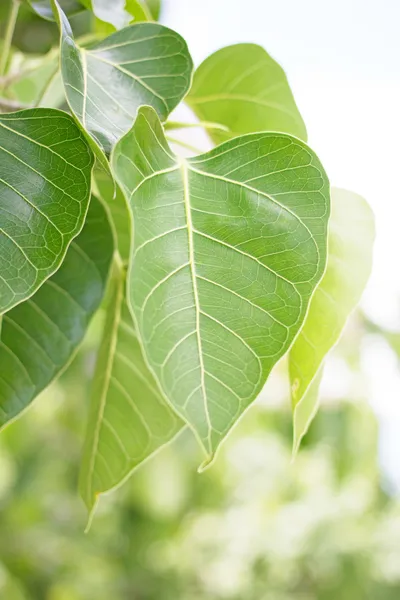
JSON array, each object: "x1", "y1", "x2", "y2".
[
  {"x1": 0, "y1": 0, "x2": 20, "y2": 83},
  {"x1": 166, "y1": 136, "x2": 203, "y2": 155},
  {"x1": 165, "y1": 120, "x2": 229, "y2": 133}
]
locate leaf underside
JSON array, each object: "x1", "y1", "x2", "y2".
[
  {"x1": 79, "y1": 259, "x2": 182, "y2": 513},
  {"x1": 187, "y1": 44, "x2": 307, "y2": 144},
  {"x1": 54, "y1": 2, "x2": 193, "y2": 154},
  {"x1": 112, "y1": 106, "x2": 330, "y2": 462},
  {"x1": 0, "y1": 196, "x2": 114, "y2": 428},
  {"x1": 289, "y1": 187, "x2": 375, "y2": 452},
  {"x1": 0, "y1": 108, "x2": 93, "y2": 314}
]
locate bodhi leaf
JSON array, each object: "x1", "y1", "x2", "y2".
[
  {"x1": 186, "y1": 44, "x2": 307, "y2": 144},
  {"x1": 289, "y1": 188, "x2": 375, "y2": 453},
  {"x1": 0, "y1": 108, "x2": 93, "y2": 314},
  {"x1": 111, "y1": 106, "x2": 330, "y2": 464},
  {"x1": 0, "y1": 196, "x2": 114, "y2": 428},
  {"x1": 79, "y1": 259, "x2": 182, "y2": 518},
  {"x1": 53, "y1": 0, "x2": 193, "y2": 154}
]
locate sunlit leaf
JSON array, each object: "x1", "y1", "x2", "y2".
[
  {"x1": 79, "y1": 259, "x2": 182, "y2": 517},
  {"x1": 186, "y1": 44, "x2": 307, "y2": 144},
  {"x1": 53, "y1": 0, "x2": 193, "y2": 154},
  {"x1": 0, "y1": 108, "x2": 93, "y2": 314},
  {"x1": 80, "y1": 0, "x2": 159, "y2": 30},
  {"x1": 0, "y1": 196, "x2": 114, "y2": 428},
  {"x1": 111, "y1": 106, "x2": 329, "y2": 464},
  {"x1": 289, "y1": 188, "x2": 375, "y2": 453}
]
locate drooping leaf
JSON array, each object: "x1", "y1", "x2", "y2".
[
  {"x1": 93, "y1": 170, "x2": 130, "y2": 261},
  {"x1": 79, "y1": 259, "x2": 182, "y2": 516},
  {"x1": 53, "y1": 0, "x2": 193, "y2": 154},
  {"x1": 0, "y1": 196, "x2": 114, "y2": 428},
  {"x1": 289, "y1": 188, "x2": 375, "y2": 453},
  {"x1": 0, "y1": 108, "x2": 93, "y2": 314},
  {"x1": 186, "y1": 44, "x2": 307, "y2": 144},
  {"x1": 27, "y1": 0, "x2": 84, "y2": 20},
  {"x1": 111, "y1": 106, "x2": 330, "y2": 464}
]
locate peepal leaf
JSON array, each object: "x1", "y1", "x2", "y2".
[
  {"x1": 187, "y1": 44, "x2": 307, "y2": 144},
  {"x1": 289, "y1": 188, "x2": 375, "y2": 453},
  {"x1": 112, "y1": 106, "x2": 330, "y2": 463},
  {"x1": 0, "y1": 108, "x2": 93, "y2": 314},
  {"x1": 0, "y1": 196, "x2": 114, "y2": 428},
  {"x1": 54, "y1": 1, "x2": 193, "y2": 153},
  {"x1": 80, "y1": 260, "x2": 182, "y2": 515}
]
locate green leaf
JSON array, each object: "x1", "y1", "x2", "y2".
[
  {"x1": 93, "y1": 170, "x2": 131, "y2": 261},
  {"x1": 111, "y1": 106, "x2": 330, "y2": 464},
  {"x1": 53, "y1": 1, "x2": 193, "y2": 154},
  {"x1": 186, "y1": 44, "x2": 307, "y2": 144},
  {"x1": 0, "y1": 108, "x2": 94, "y2": 314},
  {"x1": 289, "y1": 188, "x2": 375, "y2": 453},
  {"x1": 27, "y1": 0, "x2": 84, "y2": 20},
  {"x1": 0, "y1": 195, "x2": 114, "y2": 428},
  {"x1": 79, "y1": 258, "x2": 182, "y2": 517}
]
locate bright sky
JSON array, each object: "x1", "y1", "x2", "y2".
[{"x1": 162, "y1": 0, "x2": 400, "y2": 486}]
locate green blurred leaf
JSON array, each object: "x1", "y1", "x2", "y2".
[
  {"x1": 81, "y1": 0, "x2": 159, "y2": 30},
  {"x1": 111, "y1": 106, "x2": 329, "y2": 463},
  {"x1": 289, "y1": 188, "x2": 375, "y2": 453},
  {"x1": 0, "y1": 195, "x2": 114, "y2": 429},
  {"x1": 53, "y1": 0, "x2": 193, "y2": 154},
  {"x1": 79, "y1": 258, "x2": 182, "y2": 517},
  {"x1": 26, "y1": 0, "x2": 84, "y2": 20},
  {"x1": 0, "y1": 108, "x2": 93, "y2": 314},
  {"x1": 186, "y1": 44, "x2": 307, "y2": 144}
]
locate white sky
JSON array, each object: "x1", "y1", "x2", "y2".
[{"x1": 162, "y1": 0, "x2": 400, "y2": 486}]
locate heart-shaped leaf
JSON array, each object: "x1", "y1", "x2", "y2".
[
  {"x1": 0, "y1": 196, "x2": 114, "y2": 429},
  {"x1": 53, "y1": 0, "x2": 193, "y2": 154},
  {"x1": 186, "y1": 44, "x2": 307, "y2": 144},
  {"x1": 0, "y1": 108, "x2": 93, "y2": 314},
  {"x1": 289, "y1": 188, "x2": 375, "y2": 453},
  {"x1": 112, "y1": 106, "x2": 330, "y2": 464},
  {"x1": 80, "y1": 259, "x2": 182, "y2": 517}
]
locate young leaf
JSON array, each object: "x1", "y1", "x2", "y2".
[
  {"x1": 0, "y1": 108, "x2": 93, "y2": 314},
  {"x1": 53, "y1": 0, "x2": 193, "y2": 154},
  {"x1": 79, "y1": 259, "x2": 182, "y2": 516},
  {"x1": 111, "y1": 106, "x2": 330, "y2": 464},
  {"x1": 289, "y1": 188, "x2": 375, "y2": 453},
  {"x1": 0, "y1": 196, "x2": 114, "y2": 428},
  {"x1": 186, "y1": 44, "x2": 307, "y2": 144}
]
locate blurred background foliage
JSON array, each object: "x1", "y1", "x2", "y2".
[{"x1": 1, "y1": 1, "x2": 400, "y2": 599}]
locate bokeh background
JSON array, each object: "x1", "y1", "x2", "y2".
[{"x1": 0, "y1": 0, "x2": 400, "y2": 598}]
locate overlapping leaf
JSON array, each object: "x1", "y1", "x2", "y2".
[
  {"x1": 53, "y1": 1, "x2": 193, "y2": 154},
  {"x1": 0, "y1": 108, "x2": 93, "y2": 314},
  {"x1": 112, "y1": 106, "x2": 330, "y2": 463},
  {"x1": 80, "y1": 259, "x2": 182, "y2": 516},
  {"x1": 187, "y1": 44, "x2": 307, "y2": 144},
  {"x1": 80, "y1": 0, "x2": 159, "y2": 30},
  {"x1": 289, "y1": 188, "x2": 375, "y2": 452},
  {"x1": 0, "y1": 196, "x2": 114, "y2": 428}
]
